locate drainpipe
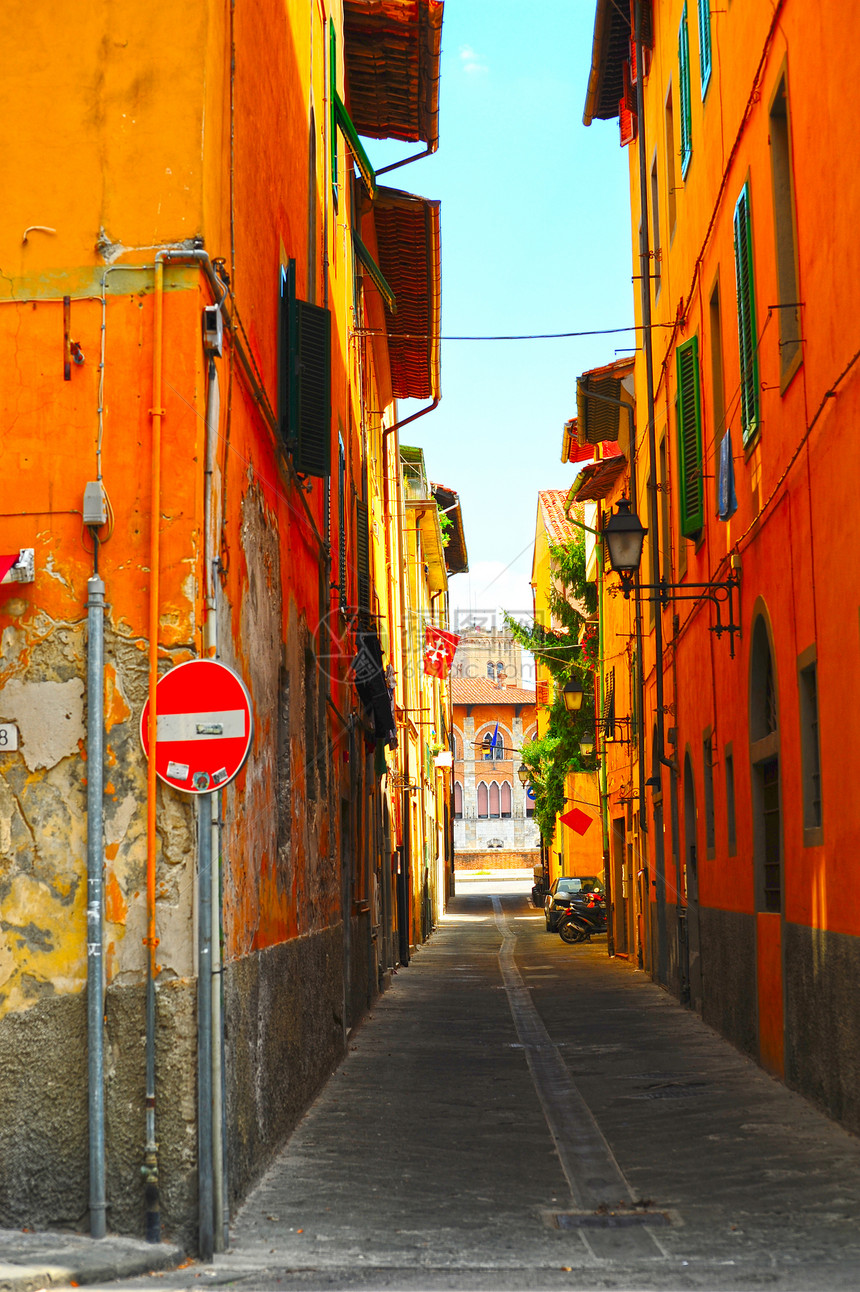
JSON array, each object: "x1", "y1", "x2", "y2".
[
  {"x1": 634, "y1": 2, "x2": 676, "y2": 982},
  {"x1": 143, "y1": 254, "x2": 165, "y2": 1244},
  {"x1": 86, "y1": 567, "x2": 107, "y2": 1239},
  {"x1": 197, "y1": 795, "x2": 214, "y2": 1262},
  {"x1": 202, "y1": 356, "x2": 227, "y2": 1252}
]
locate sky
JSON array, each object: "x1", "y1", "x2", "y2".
[{"x1": 362, "y1": 1, "x2": 634, "y2": 634}]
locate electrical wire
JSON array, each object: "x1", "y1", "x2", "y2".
[{"x1": 353, "y1": 322, "x2": 675, "y2": 342}]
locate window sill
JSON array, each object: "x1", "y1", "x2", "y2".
[{"x1": 803, "y1": 825, "x2": 824, "y2": 849}]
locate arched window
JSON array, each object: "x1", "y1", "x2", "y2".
[
  {"x1": 750, "y1": 614, "x2": 782, "y2": 913},
  {"x1": 482, "y1": 731, "x2": 494, "y2": 760},
  {"x1": 453, "y1": 729, "x2": 463, "y2": 761},
  {"x1": 477, "y1": 783, "x2": 489, "y2": 818},
  {"x1": 489, "y1": 783, "x2": 500, "y2": 817},
  {"x1": 486, "y1": 660, "x2": 495, "y2": 679},
  {"x1": 500, "y1": 782, "x2": 512, "y2": 818},
  {"x1": 454, "y1": 782, "x2": 463, "y2": 819}
]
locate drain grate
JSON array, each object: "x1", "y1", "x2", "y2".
[
  {"x1": 555, "y1": 1211, "x2": 670, "y2": 1229},
  {"x1": 627, "y1": 1084, "x2": 707, "y2": 1100}
]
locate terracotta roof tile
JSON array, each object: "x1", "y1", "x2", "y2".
[
  {"x1": 450, "y1": 678, "x2": 537, "y2": 706},
  {"x1": 538, "y1": 490, "x2": 578, "y2": 543}
]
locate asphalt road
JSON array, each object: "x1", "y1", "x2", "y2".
[{"x1": 88, "y1": 883, "x2": 860, "y2": 1291}]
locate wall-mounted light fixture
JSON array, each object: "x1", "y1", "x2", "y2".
[
  {"x1": 561, "y1": 677, "x2": 584, "y2": 712},
  {"x1": 516, "y1": 763, "x2": 530, "y2": 786},
  {"x1": 603, "y1": 497, "x2": 741, "y2": 655}
]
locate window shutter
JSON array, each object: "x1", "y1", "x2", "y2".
[
  {"x1": 329, "y1": 21, "x2": 338, "y2": 201},
  {"x1": 602, "y1": 667, "x2": 616, "y2": 741},
  {"x1": 678, "y1": 4, "x2": 693, "y2": 176},
  {"x1": 355, "y1": 498, "x2": 371, "y2": 620},
  {"x1": 676, "y1": 336, "x2": 704, "y2": 534},
  {"x1": 697, "y1": 0, "x2": 711, "y2": 94},
  {"x1": 278, "y1": 261, "x2": 297, "y2": 445},
  {"x1": 734, "y1": 182, "x2": 760, "y2": 445},
  {"x1": 293, "y1": 299, "x2": 331, "y2": 477}
]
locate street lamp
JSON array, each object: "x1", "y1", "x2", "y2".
[
  {"x1": 578, "y1": 733, "x2": 595, "y2": 756},
  {"x1": 561, "y1": 677, "x2": 584, "y2": 712},
  {"x1": 602, "y1": 497, "x2": 647, "y2": 591},
  {"x1": 516, "y1": 763, "x2": 530, "y2": 786}
]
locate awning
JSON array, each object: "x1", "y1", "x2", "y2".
[
  {"x1": 569, "y1": 454, "x2": 628, "y2": 504},
  {"x1": 561, "y1": 418, "x2": 594, "y2": 465},
  {"x1": 343, "y1": 0, "x2": 443, "y2": 151},
  {"x1": 431, "y1": 482, "x2": 468, "y2": 575},
  {"x1": 372, "y1": 186, "x2": 441, "y2": 400},
  {"x1": 576, "y1": 357, "x2": 635, "y2": 446}
]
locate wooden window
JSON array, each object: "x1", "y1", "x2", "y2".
[
  {"x1": 797, "y1": 646, "x2": 823, "y2": 844},
  {"x1": 650, "y1": 156, "x2": 662, "y2": 297},
  {"x1": 355, "y1": 497, "x2": 370, "y2": 621},
  {"x1": 489, "y1": 783, "x2": 501, "y2": 818},
  {"x1": 678, "y1": 5, "x2": 693, "y2": 177},
  {"x1": 703, "y1": 729, "x2": 716, "y2": 858},
  {"x1": 734, "y1": 181, "x2": 760, "y2": 445},
  {"x1": 750, "y1": 617, "x2": 781, "y2": 912},
  {"x1": 279, "y1": 260, "x2": 332, "y2": 478},
  {"x1": 500, "y1": 782, "x2": 512, "y2": 818},
  {"x1": 697, "y1": 0, "x2": 711, "y2": 96},
  {"x1": 337, "y1": 439, "x2": 347, "y2": 608},
  {"x1": 477, "y1": 783, "x2": 488, "y2": 818},
  {"x1": 725, "y1": 744, "x2": 737, "y2": 857},
  {"x1": 769, "y1": 75, "x2": 802, "y2": 386},
  {"x1": 709, "y1": 277, "x2": 726, "y2": 482},
  {"x1": 665, "y1": 87, "x2": 677, "y2": 238},
  {"x1": 454, "y1": 782, "x2": 463, "y2": 819},
  {"x1": 676, "y1": 336, "x2": 704, "y2": 535}
]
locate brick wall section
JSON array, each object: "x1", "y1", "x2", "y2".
[{"x1": 455, "y1": 850, "x2": 541, "y2": 871}]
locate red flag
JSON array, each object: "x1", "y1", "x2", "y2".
[
  {"x1": 560, "y1": 807, "x2": 593, "y2": 835},
  {"x1": 423, "y1": 627, "x2": 460, "y2": 679}
]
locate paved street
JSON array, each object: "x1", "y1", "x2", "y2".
[{"x1": 88, "y1": 883, "x2": 860, "y2": 1291}]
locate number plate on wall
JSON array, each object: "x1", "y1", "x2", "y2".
[{"x1": 0, "y1": 723, "x2": 19, "y2": 751}]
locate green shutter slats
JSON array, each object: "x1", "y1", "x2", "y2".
[
  {"x1": 679, "y1": 4, "x2": 693, "y2": 176},
  {"x1": 355, "y1": 499, "x2": 371, "y2": 619},
  {"x1": 734, "y1": 182, "x2": 760, "y2": 445},
  {"x1": 677, "y1": 336, "x2": 704, "y2": 535},
  {"x1": 294, "y1": 299, "x2": 331, "y2": 478},
  {"x1": 698, "y1": 0, "x2": 712, "y2": 95}
]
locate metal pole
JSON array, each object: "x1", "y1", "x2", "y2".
[
  {"x1": 197, "y1": 795, "x2": 214, "y2": 1262},
  {"x1": 86, "y1": 574, "x2": 107, "y2": 1239}
]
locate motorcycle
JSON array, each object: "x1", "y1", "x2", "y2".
[{"x1": 557, "y1": 897, "x2": 607, "y2": 944}]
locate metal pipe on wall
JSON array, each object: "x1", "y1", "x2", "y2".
[
  {"x1": 86, "y1": 571, "x2": 107, "y2": 1239},
  {"x1": 197, "y1": 796, "x2": 214, "y2": 1262}
]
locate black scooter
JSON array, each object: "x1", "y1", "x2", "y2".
[{"x1": 557, "y1": 897, "x2": 607, "y2": 944}]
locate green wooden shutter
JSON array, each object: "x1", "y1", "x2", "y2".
[
  {"x1": 676, "y1": 336, "x2": 704, "y2": 535},
  {"x1": 697, "y1": 0, "x2": 712, "y2": 95},
  {"x1": 355, "y1": 498, "x2": 371, "y2": 622},
  {"x1": 734, "y1": 182, "x2": 760, "y2": 445},
  {"x1": 337, "y1": 440, "x2": 347, "y2": 604},
  {"x1": 678, "y1": 4, "x2": 693, "y2": 176},
  {"x1": 293, "y1": 299, "x2": 331, "y2": 477}
]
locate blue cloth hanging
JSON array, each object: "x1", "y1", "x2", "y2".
[{"x1": 718, "y1": 430, "x2": 738, "y2": 520}]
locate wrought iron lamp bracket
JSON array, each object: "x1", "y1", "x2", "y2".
[{"x1": 618, "y1": 570, "x2": 741, "y2": 657}]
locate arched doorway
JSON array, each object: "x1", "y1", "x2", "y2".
[{"x1": 749, "y1": 610, "x2": 784, "y2": 1075}]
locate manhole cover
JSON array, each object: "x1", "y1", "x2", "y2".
[{"x1": 555, "y1": 1211, "x2": 670, "y2": 1229}]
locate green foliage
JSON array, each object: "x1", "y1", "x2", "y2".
[
  {"x1": 505, "y1": 527, "x2": 598, "y2": 845},
  {"x1": 438, "y1": 509, "x2": 453, "y2": 546}
]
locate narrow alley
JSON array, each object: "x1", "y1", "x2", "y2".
[{"x1": 80, "y1": 879, "x2": 860, "y2": 1292}]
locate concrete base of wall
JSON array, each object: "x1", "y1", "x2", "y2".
[
  {"x1": 698, "y1": 906, "x2": 758, "y2": 1060},
  {"x1": 0, "y1": 979, "x2": 197, "y2": 1248},
  {"x1": 784, "y1": 921, "x2": 860, "y2": 1135},
  {"x1": 223, "y1": 925, "x2": 345, "y2": 1217}
]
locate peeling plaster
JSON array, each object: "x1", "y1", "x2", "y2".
[{"x1": 0, "y1": 678, "x2": 84, "y2": 771}]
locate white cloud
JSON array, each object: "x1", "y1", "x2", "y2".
[{"x1": 459, "y1": 43, "x2": 488, "y2": 75}]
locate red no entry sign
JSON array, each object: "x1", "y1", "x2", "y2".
[{"x1": 140, "y1": 659, "x2": 253, "y2": 794}]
